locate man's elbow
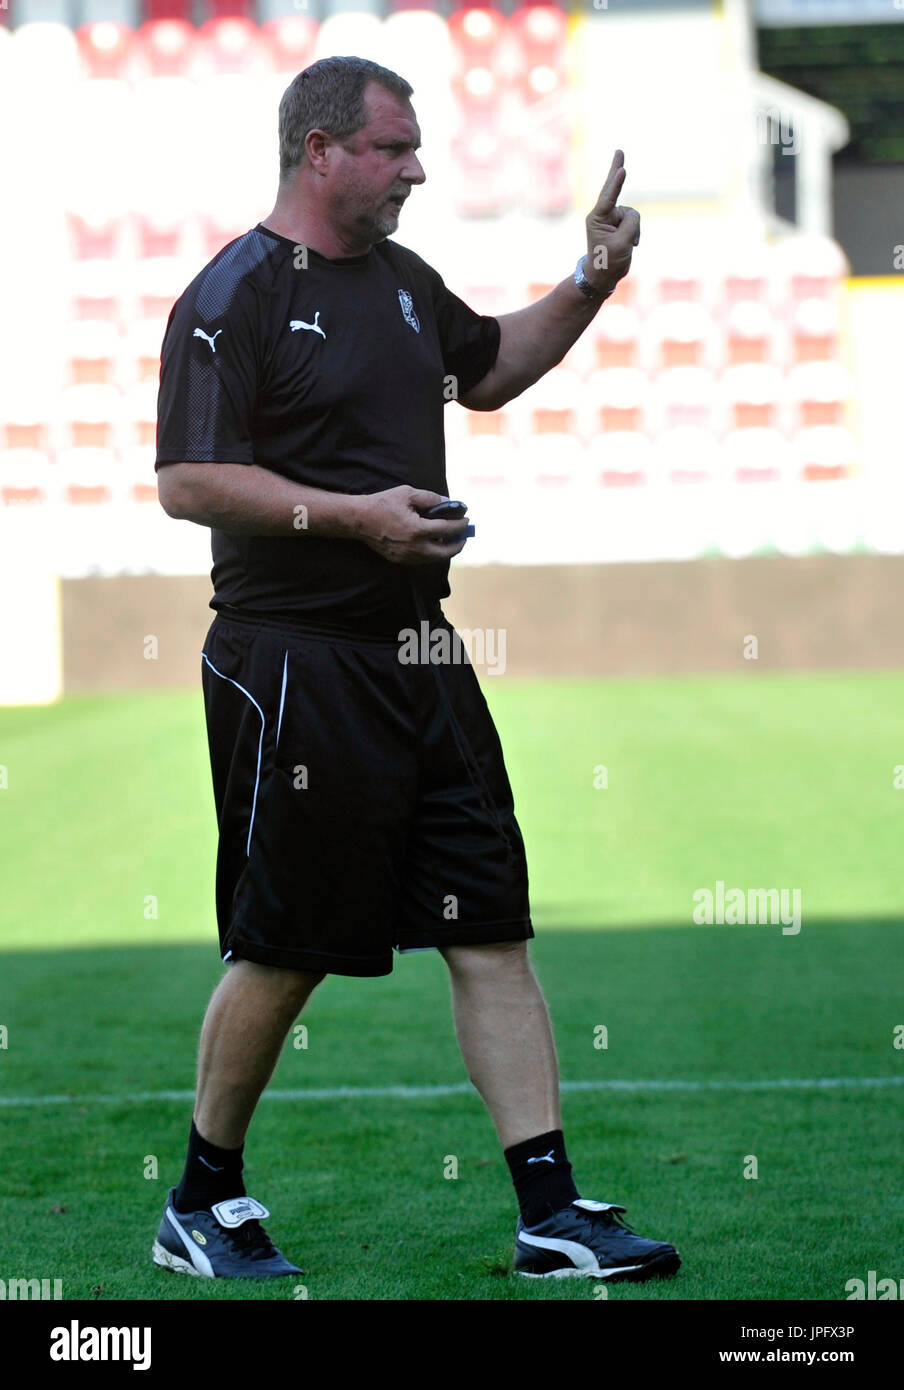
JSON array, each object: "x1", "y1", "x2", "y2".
[
  {"x1": 458, "y1": 372, "x2": 512, "y2": 412},
  {"x1": 156, "y1": 466, "x2": 195, "y2": 520}
]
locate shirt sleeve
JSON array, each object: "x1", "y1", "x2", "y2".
[
  {"x1": 425, "y1": 264, "x2": 501, "y2": 400},
  {"x1": 155, "y1": 264, "x2": 262, "y2": 470}
]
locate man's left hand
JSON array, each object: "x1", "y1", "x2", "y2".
[{"x1": 584, "y1": 148, "x2": 641, "y2": 295}]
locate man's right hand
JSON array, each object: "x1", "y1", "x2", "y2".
[{"x1": 355, "y1": 487, "x2": 471, "y2": 565}]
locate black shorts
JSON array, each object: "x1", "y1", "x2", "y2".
[{"x1": 200, "y1": 608, "x2": 533, "y2": 977}]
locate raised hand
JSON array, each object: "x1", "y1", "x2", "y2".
[{"x1": 584, "y1": 149, "x2": 641, "y2": 294}]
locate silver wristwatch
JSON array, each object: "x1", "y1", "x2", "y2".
[{"x1": 574, "y1": 254, "x2": 615, "y2": 303}]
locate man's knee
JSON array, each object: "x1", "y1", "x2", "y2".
[
  {"x1": 440, "y1": 938, "x2": 531, "y2": 976},
  {"x1": 227, "y1": 957, "x2": 326, "y2": 1006}
]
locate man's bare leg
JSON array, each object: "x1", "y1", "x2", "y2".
[
  {"x1": 439, "y1": 940, "x2": 561, "y2": 1150},
  {"x1": 194, "y1": 959, "x2": 325, "y2": 1148}
]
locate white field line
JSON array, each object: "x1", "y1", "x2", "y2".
[{"x1": 0, "y1": 1076, "x2": 901, "y2": 1108}]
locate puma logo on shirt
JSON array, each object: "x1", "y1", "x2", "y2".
[
  {"x1": 193, "y1": 328, "x2": 223, "y2": 352},
  {"x1": 290, "y1": 312, "x2": 326, "y2": 340}
]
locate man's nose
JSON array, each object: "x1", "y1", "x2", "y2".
[{"x1": 404, "y1": 153, "x2": 426, "y2": 186}]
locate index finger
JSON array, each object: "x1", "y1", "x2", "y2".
[{"x1": 595, "y1": 149, "x2": 626, "y2": 220}]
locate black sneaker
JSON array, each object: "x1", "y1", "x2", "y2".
[
  {"x1": 152, "y1": 1191, "x2": 302, "y2": 1279},
  {"x1": 513, "y1": 1198, "x2": 680, "y2": 1281}
]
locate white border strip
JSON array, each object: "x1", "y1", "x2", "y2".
[
  {"x1": 0, "y1": 1076, "x2": 900, "y2": 1108},
  {"x1": 202, "y1": 650, "x2": 265, "y2": 856},
  {"x1": 275, "y1": 650, "x2": 288, "y2": 749}
]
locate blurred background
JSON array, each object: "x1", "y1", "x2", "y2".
[{"x1": 1, "y1": 0, "x2": 903, "y2": 698}]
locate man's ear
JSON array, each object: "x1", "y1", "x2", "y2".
[{"x1": 304, "y1": 128, "x2": 331, "y2": 175}]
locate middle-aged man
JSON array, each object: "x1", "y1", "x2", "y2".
[{"x1": 152, "y1": 55, "x2": 680, "y2": 1286}]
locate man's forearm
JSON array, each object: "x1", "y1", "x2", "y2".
[
  {"x1": 463, "y1": 273, "x2": 607, "y2": 410},
  {"x1": 158, "y1": 461, "x2": 368, "y2": 538}
]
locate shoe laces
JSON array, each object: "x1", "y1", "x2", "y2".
[
  {"x1": 224, "y1": 1219, "x2": 278, "y2": 1261},
  {"x1": 580, "y1": 1205, "x2": 637, "y2": 1235}
]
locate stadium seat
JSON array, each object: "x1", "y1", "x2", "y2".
[
  {"x1": 651, "y1": 366, "x2": 717, "y2": 434},
  {"x1": 590, "y1": 304, "x2": 640, "y2": 370},
  {"x1": 790, "y1": 297, "x2": 839, "y2": 364},
  {"x1": 793, "y1": 425, "x2": 856, "y2": 482},
  {"x1": 127, "y1": 18, "x2": 197, "y2": 79},
  {"x1": 132, "y1": 257, "x2": 192, "y2": 321},
  {"x1": 776, "y1": 233, "x2": 847, "y2": 303},
  {"x1": 721, "y1": 363, "x2": 784, "y2": 432},
  {"x1": 787, "y1": 361, "x2": 851, "y2": 430},
  {"x1": 452, "y1": 434, "x2": 518, "y2": 488},
  {"x1": 724, "y1": 301, "x2": 779, "y2": 366},
  {"x1": 75, "y1": 19, "x2": 132, "y2": 79},
  {"x1": 58, "y1": 383, "x2": 123, "y2": 451},
  {"x1": 133, "y1": 212, "x2": 187, "y2": 261},
  {"x1": 448, "y1": 5, "x2": 506, "y2": 104},
  {"x1": 644, "y1": 303, "x2": 717, "y2": 370},
  {"x1": 451, "y1": 108, "x2": 507, "y2": 216},
  {"x1": 507, "y1": 5, "x2": 570, "y2": 213},
  {"x1": 655, "y1": 426, "x2": 719, "y2": 485},
  {"x1": 193, "y1": 16, "x2": 271, "y2": 78},
  {"x1": 65, "y1": 321, "x2": 120, "y2": 386},
  {"x1": 524, "y1": 366, "x2": 582, "y2": 440},
  {"x1": 587, "y1": 430, "x2": 653, "y2": 489},
  {"x1": 68, "y1": 258, "x2": 125, "y2": 322},
  {"x1": 123, "y1": 381, "x2": 160, "y2": 448},
  {"x1": 1, "y1": 418, "x2": 50, "y2": 453},
  {"x1": 122, "y1": 320, "x2": 166, "y2": 384},
  {"x1": 584, "y1": 367, "x2": 647, "y2": 437},
  {"x1": 120, "y1": 445, "x2": 160, "y2": 504},
  {"x1": 723, "y1": 427, "x2": 791, "y2": 485},
  {"x1": 67, "y1": 211, "x2": 124, "y2": 261},
  {"x1": 259, "y1": 14, "x2": 318, "y2": 74},
  {"x1": 55, "y1": 445, "x2": 118, "y2": 505},
  {"x1": 0, "y1": 449, "x2": 53, "y2": 507}
]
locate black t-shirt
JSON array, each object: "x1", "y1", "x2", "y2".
[{"x1": 155, "y1": 223, "x2": 501, "y2": 632}]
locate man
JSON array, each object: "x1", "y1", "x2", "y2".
[{"x1": 152, "y1": 55, "x2": 680, "y2": 1285}]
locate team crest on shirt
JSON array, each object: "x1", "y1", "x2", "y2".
[{"x1": 398, "y1": 289, "x2": 420, "y2": 334}]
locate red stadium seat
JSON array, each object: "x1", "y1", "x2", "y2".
[
  {"x1": 724, "y1": 301, "x2": 779, "y2": 367},
  {"x1": 645, "y1": 303, "x2": 715, "y2": 370},
  {"x1": 588, "y1": 431, "x2": 652, "y2": 488},
  {"x1": 448, "y1": 7, "x2": 507, "y2": 104},
  {"x1": 794, "y1": 425, "x2": 855, "y2": 482},
  {"x1": 451, "y1": 108, "x2": 507, "y2": 216},
  {"x1": 58, "y1": 384, "x2": 123, "y2": 451},
  {"x1": 585, "y1": 368, "x2": 647, "y2": 436},
  {"x1": 721, "y1": 364, "x2": 784, "y2": 432},
  {"x1": 790, "y1": 298, "x2": 839, "y2": 364},
  {"x1": 591, "y1": 305, "x2": 640, "y2": 370},
  {"x1": 128, "y1": 20, "x2": 198, "y2": 80},
  {"x1": 507, "y1": 4, "x2": 568, "y2": 99},
  {"x1": 259, "y1": 16, "x2": 317, "y2": 75},
  {"x1": 0, "y1": 450, "x2": 52, "y2": 508},
  {"x1": 66, "y1": 322, "x2": 120, "y2": 387},
  {"x1": 656, "y1": 427, "x2": 718, "y2": 485},
  {"x1": 193, "y1": 17, "x2": 271, "y2": 79},
  {"x1": 651, "y1": 366, "x2": 716, "y2": 433},
  {"x1": 723, "y1": 427, "x2": 789, "y2": 485},
  {"x1": 76, "y1": 21, "x2": 133, "y2": 80},
  {"x1": 67, "y1": 212, "x2": 123, "y2": 261},
  {"x1": 787, "y1": 361, "x2": 851, "y2": 430}
]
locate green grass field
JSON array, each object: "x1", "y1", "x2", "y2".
[{"x1": 1, "y1": 672, "x2": 902, "y2": 1301}]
